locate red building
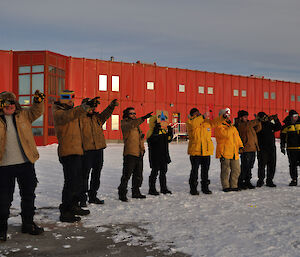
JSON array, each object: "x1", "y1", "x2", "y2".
[{"x1": 0, "y1": 49, "x2": 299, "y2": 145}]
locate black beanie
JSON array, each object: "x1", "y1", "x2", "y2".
[
  {"x1": 190, "y1": 108, "x2": 199, "y2": 116},
  {"x1": 238, "y1": 110, "x2": 249, "y2": 118},
  {"x1": 257, "y1": 112, "x2": 267, "y2": 119},
  {"x1": 289, "y1": 110, "x2": 298, "y2": 116}
]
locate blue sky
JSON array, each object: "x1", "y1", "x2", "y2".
[{"x1": 1, "y1": 0, "x2": 300, "y2": 82}]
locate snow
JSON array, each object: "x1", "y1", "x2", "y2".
[{"x1": 9, "y1": 140, "x2": 300, "y2": 257}]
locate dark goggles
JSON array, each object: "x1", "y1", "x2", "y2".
[
  {"x1": 4, "y1": 99, "x2": 16, "y2": 105},
  {"x1": 60, "y1": 94, "x2": 75, "y2": 100}
]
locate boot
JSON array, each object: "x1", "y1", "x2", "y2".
[
  {"x1": 21, "y1": 222, "x2": 44, "y2": 235},
  {"x1": 246, "y1": 181, "x2": 255, "y2": 189},
  {"x1": 201, "y1": 180, "x2": 212, "y2": 194},
  {"x1": 238, "y1": 181, "x2": 248, "y2": 190},
  {"x1": 189, "y1": 181, "x2": 199, "y2": 195},
  {"x1": 0, "y1": 220, "x2": 8, "y2": 241},
  {"x1": 160, "y1": 174, "x2": 172, "y2": 194},
  {"x1": 71, "y1": 205, "x2": 90, "y2": 216},
  {"x1": 148, "y1": 176, "x2": 159, "y2": 196},
  {"x1": 256, "y1": 179, "x2": 264, "y2": 187},
  {"x1": 79, "y1": 201, "x2": 87, "y2": 207},
  {"x1": 59, "y1": 205, "x2": 81, "y2": 223},
  {"x1": 289, "y1": 179, "x2": 298, "y2": 186},
  {"x1": 132, "y1": 188, "x2": 146, "y2": 199},
  {"x1": 266, "y1": 180, "x2": 276, "y2": 187},
  {"x1": 88, "y1": 197, "x2": 105, "y2": 204},
  {"x1": 118, "y1": 188, "x2": 128, "y2": 202}
]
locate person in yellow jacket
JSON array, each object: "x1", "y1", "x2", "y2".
[
  {"x1": 215, "y1": 109, "x2": 244, "y2": 192},
  {"x1": 186, "y1": 108, "x2": 225, "y2": 195}
]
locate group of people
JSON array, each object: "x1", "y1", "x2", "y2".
[{"x1": 0, "y1": 89, "x2": 299, "y2": 242}]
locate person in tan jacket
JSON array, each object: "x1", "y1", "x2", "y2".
[
  {"x1": 53, "y1": 90, "x2": 98, "y2": 223},
  {"x1": 216, "y1": 109, "x2": 243, "y2": 192},
  {"x1": 0, "y1": 90, "x2": 44, "y2": 241},
  {"x1": 186, "y1": 108, "x2": 225, "y2": 195},
  {"x1": 79, "y1": 98, "x2": 118, "y2": 206},
  {"x1": 235, "y1": 110, "x2": 262, "y2": 190},
  {"x1": 118, "y1": 107, "x2": 152, "y2": 202}
]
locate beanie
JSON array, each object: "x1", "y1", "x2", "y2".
[
  {"x1": 190, "y1": 108, "x2": 199, "y2": 117},
  {"x1": 289, "y1": 110, "x2": 298, "y2": 117},
  {"x1": 238, "y1": 110, "x2": 249, "y2": 118}
]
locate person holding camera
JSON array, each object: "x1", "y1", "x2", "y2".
[
  {"x1": 280, "y1": 110, "x2": 300, "y2": 186},
  {"x1": 256, "y1": 112, "x2": 282, "y2": 187},
  {"x1": 118, "y1": 107, "x2": 152, "y2": 202},
  {"x1": 0, "y1": 90, "x2": 44, "y2": 241},
  {"x1": 79, "y1": 98, "x2": 119, "y2": 207},
  {"x1": 53, "y1": 90, "x2": 99, "y2": 222},
  {"x1": 215, "y1": 109, "x2": 243, "y2": 192}
]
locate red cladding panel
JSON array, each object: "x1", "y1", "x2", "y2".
[
  {"x1": 186, "y1": 70, "x2": 196, "y2": 105},
  {"x1": 68, "y1": 58, "x2": 84, "y2": 98},
  {"x1": 282, "y1": 81, "x2": 290, "y2": 111},
  {"x1": 109, "y1": 62, "x2": 122, "y2": 100},
  {"x1": 32, "y1": 54, "x2": 45, "y2": 64},
  {"x1": 205, "y1": 72, "x2": 215, "y2": 108},
  {"x1": 239, "y1": 76, "x2": 247, "y2": 108},
  {"x1": 84, "y1": 59, "x2": 97, "y2": 98},
  {"x1": 276, "y1": 81, "x2": 283, "y2": 110},
  {"x1": 196, "y1": 71, "x2": 206, "y2": 106},
  {"x1": 215, "y1": 73, "x2": 224, "y2": 107},
  {"x1": 262, "y1": 79, "x2": 270, "y2": 112},
  {"x1": 296, "y1": 82, "x2": 300, "y2": 111},
  {"x1": 223, "y1": 74, "x2": 232, "y2": 108},
  {"x1": 120, "y1": 63, "x2": 133, "y2": 101},
  {"x1": 232, "y1": 76, "x2": 239, "y2": 107},
  {"x1": 270, "y1": 80, "x2": 276, "y2": 109},
  {"x1": 155, "y1": 67, "x2": 167, "y2": 103},
  {"x1": 176, "y1": 69, "x2": 187, "y2": 104},
  {"x1": 247, "y1": 78, "x2": 255, "y2": 108},
  {"x1": 254, "y1": 79, "x2": 263, "y2": 113},
  {"x1": 133, "y1": 64, "x2": 145, "y2": 102},
  {"x1": 144, "y1": 65, "x2": 156, "y2": 103},
  {"x1": 166, "y1": 68, "x2": 177, "y2": 104},
  {"x1": 290, "y1": 82, "x2": 296, "y2": 110},
  {"x1": 0, "y1": 51, "x2": 13, "y2": 92}
]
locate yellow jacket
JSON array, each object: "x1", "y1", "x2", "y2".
[
  {"x1": 187, "y1": 115, "x2": 224, "y2": 156},
  {"x1": 215, "y1": 121, "x2": 243, "y2": 160}
]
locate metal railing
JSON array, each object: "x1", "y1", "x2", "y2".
[{"x1": 171, "y1": 123, "x2": 187, "y2": 143}]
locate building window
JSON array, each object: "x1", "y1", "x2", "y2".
[
  {"x1": 32, "y1": 74, "x2": 44, "y2": 93},
  {"x1": 32, "y1": 65, "x2": 44, "y2": 73},
  {"x1": 19, "y1": 75, "x2": 31, "y2": 95},
  {"x1": 233, "y1": 89, "x2": 239, "y2": 96},
  {"x1": 242, "y1": 90, "x2": 247, "y2": 97},
  {"x1": 264, "y1": 92, "x2": 269, "y2": 99},
  {"x1": 99, "y1": 75, "x2": 107, "y2": 91},
  {"x1": 198, "y1": 86, "x2": 204, "y2": 94},
  {"x1": 271, "y1": 92, "x2": 276, "y2": 100},
  {"x1": 147, "y1": 82, "x2": 154, "y2": 90},
  {"x1": 291, "y1": 95, "x2": 295, "y2": 102},
  {"x1": 19, "y1": 96, "x2": 31, "y2": 105},
  {"x1": 32, "y1": 115, "x2": 44, "y2": 127},
  {"x1": 19, "y1": 66, "x2": 31, "y2": 74},
  {"x1": 297, "y1": 96, "x2": 300, "y2": 102},
  {"x1": 111, "y1": 115, "x2": 119, "y2": 130},
  {"x1": 207, "y1": 87, "x2": 213, "y2": 95},
  {"x1": 178, "y1": 84, "x2": 185, "y2": 92},
  {"x1": 103, "y1": 122, "x2": 107, "y2": 130},
  {"x1": 32, "y1": 127, "x2": 43, "y2": 136},
  {"x1": 112, "y1": 76, "x2": 120, "y2": 92}
]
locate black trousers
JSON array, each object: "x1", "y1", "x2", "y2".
[
  {"x1": 189, "y1": 156, "x2": 211, "y2": 186},
  {"x1": 59, "y1": 155, "x2": 83, "y2": 211},
  {"x1": 118, "y1": 155, "x2": 143, "y2": 194},
  {"x1": 287, "y1": 150, "x2": 300, "y2": 180},
  {"x1": 149, "y1": 163, "x2": 168, "y2": 190},
  {"x1": 0, "y1": 162, "x2": 37, "y2": 223},
  {"x1": 80, "y1": 149, "x2": 104, "y2": 201},
  {"x1": 257, "y1": 149, "x2": 276, "y2": 182},
  {"x1": 239, "y1": 152, "x2": 256, "y2": 184}
]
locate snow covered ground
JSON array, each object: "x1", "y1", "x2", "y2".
[{"x1": 10, "y1": 140, "x2": 300, "y2": 257}]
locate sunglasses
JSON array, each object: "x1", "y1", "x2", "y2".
[
  {"x1": 60, "y1": 94, "x2": 75, "y2": 100},
  {"x1": 4, "y1": 100, "x2": 16, "y2": 105},
  {"x1": 128, "y1": 112, "x2": 136, "y2": 115}
]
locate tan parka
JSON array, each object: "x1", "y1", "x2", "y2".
[
  {"x1": 121, "y1": 117, "x2": 145, "y2": 157},
  {"x1": 0, "y1": 100, "x2": 44, "y2": 164},
  {"x1": 235, "y1": 119, "x2": 262, "y2": 153},
  {"x1": 79, "y1": 103, "x2": 115, "y2": 151},
  {"x1": 53, "y1": 103, "x2": 86, "y2": 157},
  {"x1": 215, "y1": 121, "x2": 243, "y2": 160},
  {"x1": 186, "y1": 115, "x2": 224, "y2": 156}
]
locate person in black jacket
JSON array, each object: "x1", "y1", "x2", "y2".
[
  {"x1": 256, "y1": 112, "x2": 282, "y2": 187},
  {"x1": 280, "y1": 110, "x2": 300, "y2": 186},
  {"x1": 147, "y1": 113, "x2": 173, "y2": 195}
]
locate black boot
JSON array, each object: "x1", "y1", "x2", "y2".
[
  {"x1": 88, "y1": 191, "x2": 105, "y2": 204},
  {"x1": 246, "y1": 181, "x2": 255, "y2": 189},
  {"x1": 71, "y1": 205, "x2": 90, "y2": 216},
  {"x1": 21, "y1": 222, "x2": 44, "y2": 235},
  {"x1": 0, "y1": 220, "x2": 8, "y2": 241},
  {"x1": 256, "y1": 179, "x2": 264, "y2": 187},
  {"x1": 189, "y1": 181, "x2": 199, "y2": 195},
  {"x1": 59, "y1": 205, "x2": 81, "y2": 223},
  {"x1": 160, "y1": 174, "x2": 172, "y2": 194},
  {"x1": 266, "y1": 180, "x2": 276, "y2": 187},
  {"x1": 132, "y1": 188, "x2": 146, "y2": 199},
  {"x1": 118, "y1": 189, "x2": 128, "y2": 202},
  {"x1": 289, "y1": 179, "x2": 298, "y2": 186},
  {"x1": 148, "y1": 176, "x2": 159, "y2": 196},
  {"x1": 201, "y1": 180, "x2": 212, "y2": 194}
]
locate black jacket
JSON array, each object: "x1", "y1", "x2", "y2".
[
  {"x1": 147, "y1": 125, "x2": 173, "y2": 169},
  {"x1": 280, "y1": 116, "x2": 300, "y2": 150},
  {"x1": 257, "y1": 118, "x2": 281, "y2": 151}
]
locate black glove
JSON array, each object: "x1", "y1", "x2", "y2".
[
  {"x1": 141, "y1": 133, "x2": 145, "y2": 139},
  {"x1": 86, "y1": 97, "x2": 100, "y2": 108},
  {"x1": 33, "y1": 90, "x2": 45, "y2": 103},
  {"x1": 281, "y1": 147, "x2": 286, "y2": 155},
  {"x1": 110, "y1": 99, "x2": 119, "y2": 107},
  {"x1": 142, "y1": 112, "x2": 153, "y2": 120},
  {"x1": 0, "y1": 99, "x2": 6, "y2": 109}
]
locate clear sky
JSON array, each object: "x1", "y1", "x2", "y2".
[{"x1": 1, "y1": 0, "x2": 300, "y2": 82}]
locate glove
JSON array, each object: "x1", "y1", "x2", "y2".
[
  {"x1": 33, "y1": 90, "x2": 45, "y2": 103},
  {"x1": 110, "y1": 99, "x2": 119, "y2": 107},
  {"x1": 0, "y1": 99, "x2": 6, "y2": 109},
  {"x1": 142, "y1": 112, "x2": 153, "y2": 120},
  {"x1": 281, "y1": 147, "x2": 286, "y2": 155},
  {"x1": 86, "y1": 97, "x2": 100, "y2": 108},
  {"x1": 239, "y1": 147, "x2": 243, "y2": 153}
]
